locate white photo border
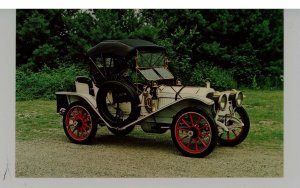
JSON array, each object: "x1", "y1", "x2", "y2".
[{"x1": 1, "y1": 7, "x2": 299, "y2": 188}]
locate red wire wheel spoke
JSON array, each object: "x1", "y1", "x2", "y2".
[
  {"x1": 199, "y1": 123, "x2": 209, "y2": 130},
  {"x1": 180, "y1": 118, "x2": 192, "y2": 129},
  {"x1": 65, "y1": 105, "x2": 93, "y2": 141},
  {"x1": 221, "y1": 126, "x2": 243, "y2": 141},
  {"x1": 232, "y1": 129, "x2": 239, "y2": 137},
  {"x1": 178, "y1": 127, "x2": 189, "y2": 132},
  {"x1": 175, "y1": 112, "x2": 212, "y2": 154},
  {"x1": 178, "y1": 135, "x2": 189, "y2": 142},
  {"x1": 189, "y1": 113, "x2": 195, "y2": 126}
]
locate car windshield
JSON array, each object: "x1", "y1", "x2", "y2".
[
  {"x1": 135, "y1": 51, "x2": 174, "y2": 81},
  {"x1": 137, "y1": 51, "x2": 165, "y2": 68}
]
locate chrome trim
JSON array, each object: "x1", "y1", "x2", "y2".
[
  {"x1": 59, "y1": 108, "x2": 66, "y2": 115},
  {"x1": 218, "y1": 94, "x2": 227, "y2": 111},
  {"x1": 235, "y1": 91, "x2": 243, "y2": 107}
]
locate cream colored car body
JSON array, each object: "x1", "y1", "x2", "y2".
[{"x1": 56, "y1": 79, "x2": 242, "y2": 135}]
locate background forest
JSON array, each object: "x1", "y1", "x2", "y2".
[{"x1": 16, "y1": 9, "x2": 283, "y2": 100}]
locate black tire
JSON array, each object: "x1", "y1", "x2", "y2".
[
  {"x1": 63, "y1": 101, "x2": 97, "y2": 144},
  {"x1": 171, "y1": 107, "x2": 218, "y2": 158},
  {"x1": 96, "y1": 81, "x2": 141, "y2": 128},
  {"x1": 218, "y1": 107, "x2": 250, "y2": 146},
  {"x1": 107, "y1": 125, "x2": 135, "y2": 136}
]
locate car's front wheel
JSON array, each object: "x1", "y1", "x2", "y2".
[
  {"x1": 218, "y1": 107, "x2": 250, "y2": 146},
  {"x1": 171, "y1": 107, "x2": 218, "y2": 158},
  {"x1": 63, "y1": 101, "x2": 98, "y2": 144}
]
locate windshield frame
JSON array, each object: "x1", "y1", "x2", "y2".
[
  {"x1": 133, "y1": 50, "x2": 173, "y2": 81},
  {"x1": 135, "y1": 50, "x2": 167, "y2": 69}
]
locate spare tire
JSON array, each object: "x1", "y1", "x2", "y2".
[{"x1": 96, "y1": 81, "x2": 141, "y2": 128}]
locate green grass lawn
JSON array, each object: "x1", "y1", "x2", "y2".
[
  {"x1": 243, "y1": 89, "x2": 283, "y2": 148},
  {"x1": 16, "y1": 89, "x2": 283, "y2": 148},
  {"x1": 16, "y1": 100, "x2": 62, "y2": 141}
]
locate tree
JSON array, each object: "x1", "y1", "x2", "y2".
[
  {"x1": 16, "y1": 9, "x2": 283, "y2": 88},
  {"x1": 140, "y1": 9, "x2": 283, "y2": 88}
]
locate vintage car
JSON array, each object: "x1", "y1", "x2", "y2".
[{"x1": 56, "y1": 39, "x2": 250, "y2": 158}]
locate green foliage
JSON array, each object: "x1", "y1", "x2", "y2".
[
  {"x1": 16, "y1": 65, "x2": 88, "y2": 100},
  {"x1": 190, "y1": 62, "x2": 236, "y2": 90},
  {"x1": 129, "y1": 24, "x2": 160, "y2": 41},
  {"x1": 141, "y1": 9, "x2": 283, "y2": 89},
  {"x1": 17, "y1": 10, "x2": 66, "y2": 70},
  {"x1": 16, "y1": 9, "x2": 283, "y2": 100}
]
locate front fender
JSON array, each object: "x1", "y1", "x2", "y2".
[
  {"x1": 146, "y1": 97, "x2": 215, "y2": 124},
  {"x1": 117, "y1": 97, "x2": 215, "y2": 131}
]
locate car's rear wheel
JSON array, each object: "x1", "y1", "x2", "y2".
[
  {"x1": 218, "y1": 107, "x2": 250, "y2": 146},
  {"x1": 171, "y1": 107, "x2": 218, "y2": 158},
  {"x1": 63, "y1": 101, "x2": 97, "y2": 144}
]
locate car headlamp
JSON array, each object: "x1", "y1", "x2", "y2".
[
  {"x1": 218, "y1": 94, "x2": 227, "y2": 111},
  {"x1": 236, "y1": 91, "x2": 243, "y2": 107}
]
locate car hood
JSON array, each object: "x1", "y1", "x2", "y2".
[{"x1": 158, "y1": 85, "x2": 215, "y2": 99}]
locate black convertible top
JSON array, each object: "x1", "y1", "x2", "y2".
[{"x1": 87, "y1": 39, "x2": 166, "y2": 58}]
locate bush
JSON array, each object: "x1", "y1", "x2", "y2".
[
  {"x1": 16, "y1": 65, "x2": 88, "y2": 100},
  {"x1": 190, "y1": 62, "x2": 237, "y2": 90}
]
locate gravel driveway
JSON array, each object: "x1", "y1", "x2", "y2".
[{"x1": 16, "y1": 127, "x2": 283, "y2": 177}]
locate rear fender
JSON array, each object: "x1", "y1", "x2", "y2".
[{"x1": 56, "y1": 92, "x2": 98, "y2": 116}]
